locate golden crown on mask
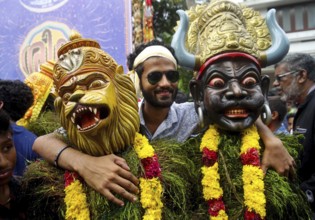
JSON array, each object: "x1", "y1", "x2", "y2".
[
  {"x1": 54, "y1": 31, "x2": 119, "y2": 93},
  {"x1": 172, "y1": 0, "x2": 289, "y2": 72}
]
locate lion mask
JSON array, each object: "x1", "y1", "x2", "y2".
[{"x1": 53, "y1": 33, "x2": 139, "y2": 156}]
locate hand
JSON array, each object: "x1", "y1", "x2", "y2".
[
  {"x1": 76, "y1": 154, "x2": 139, "y2": 206},
  {"x1": 261, "y1": 137, "x2": 296, "y2": 178}
]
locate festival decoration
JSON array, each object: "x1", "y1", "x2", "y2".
[
  {"x1": 132, "y1": 0, "x2": 143, "y2": 47},
  {"x1": 143, "y1": 0, "x2": 154, "y2": 42},
  {"x1": 64, "y1": 171, "x2": 90, "y2": 219},
  {"x1": 134, "y1": 132, "x2": 163, "y2": 219},
  {"x1": 172, "y1": 0, "x2": 289, "y2": 71},
  {"x1": 62, "y1": 132, "x2": 164, "y2": 220},
  {"x1": 200, "y1": 125, "x2": 265, "y2": 219},
  {"x1": 17, "y1": 60, "x2": 55, "y2": 127}
]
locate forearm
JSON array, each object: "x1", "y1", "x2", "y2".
[
  {"x1": 255, "y1": 117, "x2": 274, "y2": 144},
  {"x1": 33, "y1": 132, "x2": 139, "y2": 204},
  {"x1": 32, "y1": 132, "x2": 84, "y2": 172},
  {"x1": 256, "y1": 118, "x2": 295, "y2": 176}
]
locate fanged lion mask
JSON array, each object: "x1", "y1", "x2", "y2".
[{"x1": 53, "y1": 32, "x2": 139, "y2": 156}]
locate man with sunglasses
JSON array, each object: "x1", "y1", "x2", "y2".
[
  {"x1": 127, "y1": 40, "x2": 199, "y2": 142},
  {"x1": 274, "y1": 53, "x2": 315, "y2": 213}
]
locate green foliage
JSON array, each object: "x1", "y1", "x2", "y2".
[
  {"x1": 27, "y1": 111, "x2": 61, "y2": 136},
  {"x1": 152, "y1": 0, "x2": 187, "y2": 44},
  {"x1": 21, "y1": 139, "x2": 197, "y2": 219},
  {"x1": 178, "y1": 67, "x2": 194, "y2": 97},
  {"x1": 21, "y1": 160, "x2": 66, "y2": 220},
  {"x1": 182, "y1": 131, "x2": 312, "y2": 219}
]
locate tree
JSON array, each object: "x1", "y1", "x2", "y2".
[{"x1": 152, "y1": 0, "x2": 187, "y2": 44}]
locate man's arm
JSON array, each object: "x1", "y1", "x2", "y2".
[
  {"x1": 256, "y1": 118, "x2": 295, "y2": 177},
  {"x1": 33, "y1": 133, "x2": 139, "y2": 206}
]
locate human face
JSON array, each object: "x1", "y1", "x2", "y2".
[
  {"x1": 201, "y1": 58, "x2": 265, "y2": 131},
  {"x1": 273, "y1": 63, "x2": 301, "y2": 102},
  {"x1": 0, "y1": 131, "x2": 15, "y2": 185},
  {"x1": 287, "y1": 116, "x2": 294, "y2": 133},
  {"x1": 140, "y1": 57, "x2": 178, "y2": 108}
]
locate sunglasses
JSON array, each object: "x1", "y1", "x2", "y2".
[
  {"x1": 147, "y1": 70, "x2": 179, "y2": 85},
  {"x1": 275, "y1": 70, "x2": 300, "y2": 82}
]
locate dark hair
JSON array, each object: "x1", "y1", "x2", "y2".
[
  {"x1": 0, "y1": 109, "x2": 11, "y2": 135},
  {"x1": 275, "y1": 53, "x2": 315, "y2": 82},
  {"x1": 127, "y1": 39, "x2": 178, "y2": 79},
  {"x1": 0, "y1": 80, "x2": 34, "y2": 121},
  {"x1": 268, "y1": 96, "x2": 288, "y2": 122}
]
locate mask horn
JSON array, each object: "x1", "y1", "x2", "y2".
[
  {"x1": 171, "y1": 10, "x2": 200, "y2": 70},
  {"x1": 262, "y1": 9, "x2": 290, "y2": 66}
]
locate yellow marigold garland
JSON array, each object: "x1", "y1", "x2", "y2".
[
  {"x1": 134, "y1": 132, "x2": 164, "y2": 220},
  {"x1": 241, "y1": 126, "x2": 266, "y2": 219},
  {"x1": 63, "y1": 133, "x2": 163, "y2": 219},
  {"x1": 64, "y1": 172, "x2": 90, "y2": 220},
  {"x1": 200, "y1": 125, "x2": 266, "y2": 219}
]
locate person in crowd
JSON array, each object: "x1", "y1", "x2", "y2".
[
  {"x1": 268, "y1": 95, "x2": 289, "y2": 134},
  {"x1": 0, "y1": 80, "x2": 39, "y2": 176},
  {"x1": 274, "y1": 52, "x2": 315, "y2": 213},
  {"x1": 286, "y1": 108, "x2": 297, "y2": 134},
  {"x1": 0, "y1": 106, "x2": 26, "y2": 219}
]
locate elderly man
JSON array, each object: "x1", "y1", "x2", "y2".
[{"x1": 274, "y1": 52, "x2": 315, "y2": 213}]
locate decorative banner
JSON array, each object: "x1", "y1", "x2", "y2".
[{"x1": 0, "y1": 0, "x2": 132, "y2": 80}]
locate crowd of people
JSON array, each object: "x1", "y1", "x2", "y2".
[{"x1": 1, "y1": 0, "x2": 315, "y2": 219}]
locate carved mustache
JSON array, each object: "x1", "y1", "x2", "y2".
[{"x1": 209, "y1": 98, "x2": 264, "y2": 112}]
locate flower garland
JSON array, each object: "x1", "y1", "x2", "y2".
[
  {"x1": 63, "y1": 133, "x2": 163, "y2": 219},
  {"x1": 64, "y1": 171, "x2": 90, "y2": 220},
  {"x1": 134, "y1": 132, "x2": 163, "y2": 220},
  {"x1": 200, "y1": 125, "x2": 266, "y2": 220}
]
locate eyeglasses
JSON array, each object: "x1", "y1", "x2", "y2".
[
  {"x1": 147, "y1": 70, "x2": 179, "y2": 85},
  {"x1": 275, "y1": 70, "x2": 300, "y2": 82}
]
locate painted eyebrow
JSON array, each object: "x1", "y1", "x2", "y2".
[
  {"x1": 223, "y1": 65, "x2": 259, "y2": 82},
  {"x1": 207, "y1": 66, "x2": 259, "y2": 81},
  {"x1": 59, "y1": 73, "x2": 108, "y2": 91}
]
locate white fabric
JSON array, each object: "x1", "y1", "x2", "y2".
[{"x1": 133, "y1": 45, "x2": 177, "y2": 68}]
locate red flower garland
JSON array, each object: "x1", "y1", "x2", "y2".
[
  {"x1": 64, "y1": 171, "x2": 79, "y2": 187},
  {"x1": 245, "y1": 209, "x2": 262, "y2": 220},
  {"x1": 202, "y1": 148, "x2": 218, "y2": 167},
  {"x1": 208, "y1": 197, "x2": 226, "y2": 216},
  {"x1": 141, "y1": 154, "x2": 162, "y2": 179},
  {"x1": 240, "y1": 148, "x2": 260, "y2": 166}
]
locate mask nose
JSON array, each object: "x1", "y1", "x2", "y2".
[
  {"x1": 69, "y1": 86, "x2": 86, "y2": 102},
  {"x1": 225, "y1": 80, "x2": 247, "y2": 100}
]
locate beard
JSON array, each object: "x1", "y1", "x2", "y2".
[
  {"x1": 282, "y1": 78, "x2": 301, "y2": 103},
  {"x1": 141, "y1": 85, "x2": 178, "y2": 108}
]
